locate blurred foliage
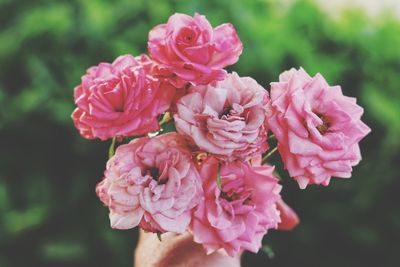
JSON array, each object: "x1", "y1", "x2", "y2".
[{"x1": 0, "y1": 0, "x2": 399, "y2": 266}]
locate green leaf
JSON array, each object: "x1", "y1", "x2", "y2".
[
  {"x1": 3, "y1": 205, "x2": 48, "y2": 234},
  {"x1": 108, "y1": 137, "x2": 116, "y2": 159},
  {"x1": 262, "y1": 245, "x2": 275, "y2": 259},
  {"x1": 161, "y1": 120, "x2": 176, "y2": 134},
  {"x1": 157, "y1": 232, "x2": 162, "y2": 242},
  {"x1": 159, "y1": 112, "x2": 171, "y2": 126},
  {"x1": 41, "y1": 240, "x2": 86, "y2": 261}
]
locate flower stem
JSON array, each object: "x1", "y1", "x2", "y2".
[
  {"x1": 108, "y1": 137, "x2": 116, "y2": 159},
  {"x1": 262, "y1": 147, "x2": 278, "y2": 164},
  {"x1": 216, "y1": 163, "x2": 222, "y2": 190}
]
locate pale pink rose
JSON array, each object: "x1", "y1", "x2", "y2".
[
  {"x1": 148, "y1": 13, "x2": 243, "y2": 85},
  {"x1": 96, "y1": 133, "x2": 202, "y2": 233},
  {"x1": 267, "y1": 68, "x2": 371, "y2": 189},
  {"x1": 191, "y1": 157, "x2": 281, "y2": 256},
  {"x1": 71, "y1": 54, "x2": 176, "y2": 140},
  {"x1": 174, "y1": 72, "x2": 269, "y2": 161}
]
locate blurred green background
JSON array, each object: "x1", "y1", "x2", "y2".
[{"x1": 1, "y1": 0, "x2": 399, "y2": 266}]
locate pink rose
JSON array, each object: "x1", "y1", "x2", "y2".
[
  {"x1": 135, "y1": 54, "x2": 188, "y2": 89},
  {"x1": 249, "y1": 155, "x2": 300, "y2": 231},
  {"x1": 276, "y1": 200, "x2": 299, "y2": 231},
  {"x1": 174, "y1": 72, "x2": 269, "y2": 161},
  {"x1": 191, "y1": 157, "x2": 281, "y2": 256},
  {"x1": 267, "y1": 68, "x2": 371, "y2": 189},
  {"x1": 148, "y1": 13, "x2": 243, "y2": 85},
  {"x1": 96, "y1": 133, "x2": 202, "y2": 233},
  {"x1": 71, "y1": 54, "x2": 176, "y2": 140}
]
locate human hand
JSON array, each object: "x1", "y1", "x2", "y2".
[{"x1": 134, "y1": 230, "x2": 242, "y2": 267}]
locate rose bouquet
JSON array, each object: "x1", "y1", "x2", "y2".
[{"x1": 72, "y1": 13, "x2": 370, "y2": 257}]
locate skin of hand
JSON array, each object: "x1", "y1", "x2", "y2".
[{"x1": 134, "y1": 230, "x2": 242, "y2": 267}]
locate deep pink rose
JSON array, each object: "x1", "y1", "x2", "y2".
[
  {"x1": 148, "y1": 13, "x2": 243, "y2": 85},
  {"x1": 71, "y1": 54, "x2": 176, "y2": 140},
  {"x1": 276, "y1": 200, "x2": 299, "y2": 231},
  {"x1": 135, "y1": 54, "x2": 188, "y2": 89},
  {"x1": 96, "y1": 133, "x2": 202, "y2": 233},
  {"x1": 174, "y1": 72, "x2": 269, "y2": 161},
  {"x1": 191, "y1": 157, "x2": 281, "y2": 256},
  {"x1": 267, "y1": 68, "x2": 371, "y2": 189}
]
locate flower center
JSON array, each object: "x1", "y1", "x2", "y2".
[
  {"x1": 220, "y1": 189, "x2": 253, "y2": 205},
  {"x1": 184, "y1": 35, "x2": 193, "y2": 42},
  {"x1": 315, "y1": 113, "x2": 331, "y2": 135},
  {"x1": 178, "y1": 27, "x2": 197, "y2": 45},
  {"x1": 148, "y1": 167, "x2": 159, "y2": 180},
  {"x1": 220, "y1": 191, "x2": 241, "y2": 202},
  {"x1": 219, "y1": 106, "x2": 232, "y2": 118},
  {"x1": 195, "y1": 152, "x2": 208, "y2": 165},
  {"x1": 144, "y1": 167, "x2": 167, "y2": 184}
]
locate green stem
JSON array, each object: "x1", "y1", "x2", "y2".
[
  {"x1": 216, "y1": 163, "x2": 222, "y2": 191},
  {"x1": 262, "y1": 147, "x2": 278, "y2": 163},
  {"x1": 108, "y1": 137, "x2": 116, "y2": 159}
]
